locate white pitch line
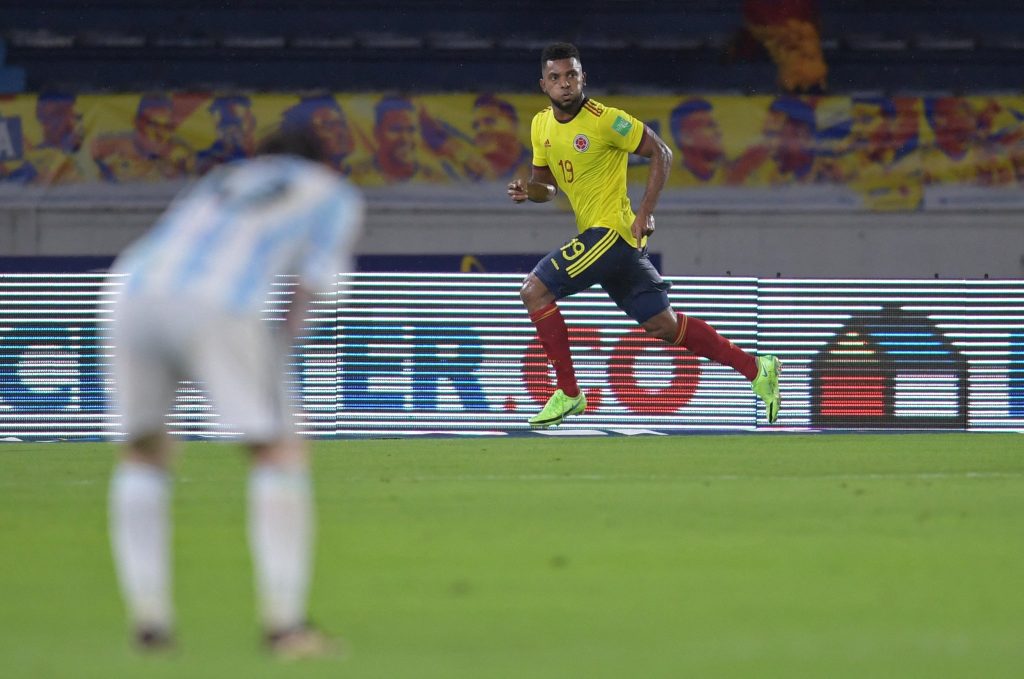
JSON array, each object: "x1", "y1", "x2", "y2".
[{"x1": 327, "y1": 471, "x2": 1023, "y2": 483}]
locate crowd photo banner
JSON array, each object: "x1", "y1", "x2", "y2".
[
  {"x1": 0, "y1": 273, "x2": 1021, "y2": 439},
  {"x1": 1, "y1": 93, "x2": 1023, "y2": 211}
]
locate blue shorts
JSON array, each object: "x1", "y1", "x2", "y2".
[{"x1": 531, "y1": 227, "x2": 671, "y2": 323}]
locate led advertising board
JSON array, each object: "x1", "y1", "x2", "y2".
[{"x1": 0, "y1": 274, "x2": 1020, "y2": 438}]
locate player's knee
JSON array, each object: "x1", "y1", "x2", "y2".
[
  {"x1": 519, "y1": 275, "x2": 544, "y2": 306},
  {"x1": 249, "y1": 438, "x2": 308, "y2": 467},
  {"x1": 642, "y1": 317, "x2": 677, "y2": 343},
  {"x1": 123, "y1": 431, "x2": 174, "y2": 468},
  {"x1": 642, "y1": 325, "x2": 672, "y2": 343},
  {"x1": 519, "y1": 278, "x2": 533, "y2": 304}
]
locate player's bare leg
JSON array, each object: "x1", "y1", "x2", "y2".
[
  {"x1": 643, "y1": 307, "x2": 782, "y2": 423},
  {"x1": 109, "y1": 431, "x2": 176, "y2": 651},
  {"x1": 519, "y1": 272, "x2": 556, "y2": 314},
  {"x1": 521, "y1": 274, "x2": 588, "y2": 427},
  {"x1": 640, "y1": 307, "x2": 682, "y2": 343},
  {"x1": 248, "y1": 439, "x2": 340, "y2": 659}
]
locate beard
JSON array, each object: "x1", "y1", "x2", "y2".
[{"x1": 550, "y1": 92, "x2": 584, "y2": 115}]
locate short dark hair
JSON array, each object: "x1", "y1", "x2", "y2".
[
  {"x1": 473, "y1": 94, "x2": 518, "y2": 123},
  {"x1": 374, "y1": 96, "x2": 416, "y2": 127},
  {"x1": 541, "y1": 42, "x2": 580, "y2": 68},
  {"x1": 256, "y1": 126, "x2": 326, "y2": 163},
  {"x1": 208, "y1": 95, "x2": 252, "y2": 127},
  {"x1": 770, "y1": 97, "x2": 816, "y2": 131},
  {"x1": 281, "y1": 95, "x2": 344, "y2": 130},
  {"x1": 670, "y1": 98, "x2": 712, "y2": 127},
  {"x1": 136, "y1": 93, "x2": 173, "y2": 119}
]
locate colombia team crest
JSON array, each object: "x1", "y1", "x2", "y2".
[{"x1": 573, "y1": 134, "x2": 590, "y2": 152}]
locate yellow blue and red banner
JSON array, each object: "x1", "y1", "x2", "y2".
[{"x1": 1, "y1": 92, "x2": 1022, "y2": 211}]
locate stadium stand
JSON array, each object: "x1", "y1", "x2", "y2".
[
  {"x1": 0, "y1": 37, "x2": 27, "y2": 93},
  {"x1": 2, "y1": 0, "x2": 1023, "y2": 94}
]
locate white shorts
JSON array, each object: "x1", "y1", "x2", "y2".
[{"x1": 110, "y1": 295, "x2": 295, "y2": 442}]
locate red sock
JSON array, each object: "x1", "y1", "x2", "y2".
[
  {"x1": 674, "y1": 313, "x2": 758, "y2": 381},
  {"x1": 530, "y1": 302, "x2": 579, "y2": 397}
]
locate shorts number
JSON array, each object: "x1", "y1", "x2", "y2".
[{"x1": 560, "y1": 237, "x2": 585, "y2": 261}]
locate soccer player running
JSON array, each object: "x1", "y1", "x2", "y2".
[
  {"x1": 508, "y1": 42, "x2": 781, "y2": 428},
  {"x1": 107, "y1": 127, "x2": 363, "y2": 657}
]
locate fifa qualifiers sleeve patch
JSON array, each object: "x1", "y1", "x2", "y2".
[{"x1": 611, "y1": 115, "x2": 633, "y2": 136}]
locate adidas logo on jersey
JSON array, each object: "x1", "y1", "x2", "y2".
[{"x1": 544, "y1": 139, "x2": 551, "y2": 147}]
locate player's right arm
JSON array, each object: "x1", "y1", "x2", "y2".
[
  {"x1": 507, "y1": 165, "x2": 557, "y2": 203},
  {"x1": 508, "y1": 110, "x2": 559, "y2": 203}
]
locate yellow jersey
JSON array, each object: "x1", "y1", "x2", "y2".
[
  {"x1": 922, "y1": 145, "x2": 1015, "y2": 187},
  {"x1": 531, "y1": 98, "x2": 646, "y2": 247},
  {"x1": 839, "y1": 149, "x2": 923, "y2": 211}
]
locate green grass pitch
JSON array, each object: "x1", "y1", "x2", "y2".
[{"x1": 1, "y1": 433, "x2": 1022, "y2": 678}]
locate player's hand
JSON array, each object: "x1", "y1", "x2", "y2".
[
  {"x1": 507, "y1": 178, "x2": 529, "y2": 203},
  {"x1": 631, "y1": 212, "x2": 655, "y2": 246}
]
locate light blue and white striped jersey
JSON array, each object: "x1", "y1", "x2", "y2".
[{"x1": 112, "y1": 155, "x2": 363, "y2": 315}]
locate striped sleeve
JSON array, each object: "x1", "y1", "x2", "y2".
[{"x1": 299, "y1": 180, "x2": 365, "y2": 292}]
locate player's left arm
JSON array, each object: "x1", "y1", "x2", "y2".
[
  {"x1": 293, "y1": 184, "x2": 365, "y2": 339},
  {"x1": 630, "y1": 125, "x2": 673, "y2": 245}
]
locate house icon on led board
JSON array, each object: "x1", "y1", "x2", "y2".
[{"x1": 809, "y1": 306, "x2": 968, "y2": 429}]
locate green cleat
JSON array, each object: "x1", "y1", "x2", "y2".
[
  {"x1": 751, "y1": 354, "x2": 782, "y2": 424},
  {"x1": 529, "y1": 389, "x2": 587, "y2": 429}
]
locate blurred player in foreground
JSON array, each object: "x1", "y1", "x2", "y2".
[
  {"x1": 508, "y1": 43, "x2": 781, "y2": 428},
  {"x1": 107, "y1": 126, "x2": 363, "y2": 657}
]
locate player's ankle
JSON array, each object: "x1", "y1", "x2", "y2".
[{"x1": 134, "y1": 625, "x2": 175, "y2": 651}]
